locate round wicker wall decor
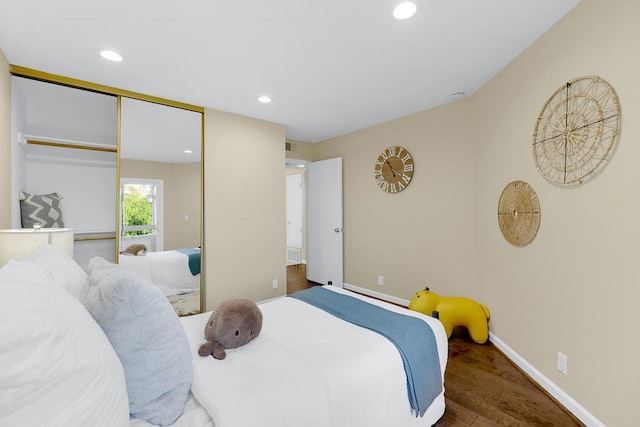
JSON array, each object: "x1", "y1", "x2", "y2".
[
  {"x1": 497, "y1": 181, "x2": 541, "y2": 247},
  {"x1": 532, "y1": 75, "x2": 621, "y2": 186}
]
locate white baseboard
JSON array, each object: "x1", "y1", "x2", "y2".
[
  {"x1": 487, "y1": 332, "x2": 604, "y2": 427},
  {"x1": 342, "y1": 283, "x2": 604, "y2": 427},
  {"x1": 343, "y1": 282, "x2": 410, "y2": 307}
]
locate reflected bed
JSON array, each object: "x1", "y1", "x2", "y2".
[{"x1": 118, "y1": 248, "x2": 201, "y2": 315}]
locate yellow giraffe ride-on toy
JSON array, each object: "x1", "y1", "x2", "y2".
[{"x1": 409, "y1": 287, "x2": 491, "y2": 344}]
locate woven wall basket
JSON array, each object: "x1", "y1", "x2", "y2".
[{"x1": 497, "y1": 180, "x2": 541, "y2": 247}]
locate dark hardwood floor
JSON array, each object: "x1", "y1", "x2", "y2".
[{"x1": 286, "y1": 264, "x2": 583, "y2": 426}]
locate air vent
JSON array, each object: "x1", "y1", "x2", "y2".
[
  {"x1": 287, "y1": 247, "x2": 301, "y2": 264},
  {"x1": 285, "y1": 142, "x2": 292, "y2": 151}
]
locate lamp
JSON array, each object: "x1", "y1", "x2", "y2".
[{"x1": 0, "y1": 228, "x2": 75, "y2": 267}]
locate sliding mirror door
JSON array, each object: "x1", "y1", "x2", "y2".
[{"x1": 119, "y1": 97, "x2": 203, "y2": 316}]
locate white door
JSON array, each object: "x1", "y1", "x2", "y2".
[
  {"x1": 306, "y1": 157, "x2": 343, "y2": 287},
  {"x1": 286, "y1": 173, "x2": 303, "y2": 248}
]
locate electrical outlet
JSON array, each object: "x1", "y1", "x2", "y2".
[
  {"x1": 272, "y1": 279, "x2": 278, "y2": 289},
  {"x1": 557, "y1": 351, "x2": 568, "y2": 375},
  {"x1": 377, "y1": 275, "x2": 384, "y2": 286}
]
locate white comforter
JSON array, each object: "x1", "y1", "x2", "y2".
[
  {"x1": 180, "y1": 286, "x2": 448, "y2": 427},
  {"x1": 118, "y1": 250, "x2": 200, "y2": 296}
]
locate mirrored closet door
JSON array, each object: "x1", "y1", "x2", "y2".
[
  {"x1": 119, "y1": 97, "x2": 203, "y2": 316},
  {"x1": 10, "y1": 68, "x2": 204, "y2": 316}
]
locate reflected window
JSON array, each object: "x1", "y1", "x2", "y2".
[
  {"x1": 120, "y1": 178, "x2": 164, "y2": 252},
  {"x1": 123, "y1": 184, "x2": 156, "y2": 236}
]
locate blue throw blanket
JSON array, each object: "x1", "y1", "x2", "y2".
[
  {"x1": 289, "y1": 287, "x2": 442, "y2": 417},
  {"x1": 175, "y1": 248, "x2": 201, "y2": 276}
]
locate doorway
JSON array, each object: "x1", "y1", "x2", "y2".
[
  {"x1": 285, "y1": 157, "x2": 343, "y2": 289},
  {"x1": 285, "y1": 159, "x2": 308, "y2": 268},
  {"x1": 286, "y1": 172, "x2": 303, "y2": 265}
]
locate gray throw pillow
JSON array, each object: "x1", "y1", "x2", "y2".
[
  {"x1": 19, "y1": 191, "x2": 65, "y2": 228},
  {"x1": 82, "y1": 257, "x2": 192, "y2": 426}
]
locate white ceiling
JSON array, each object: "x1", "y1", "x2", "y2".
[{"x1": 0, "y1": 0, "x2": 580, "y2": 143}]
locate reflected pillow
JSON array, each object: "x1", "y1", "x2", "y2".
[
  {"x1": 19, "y1": 191, "x2": 65, "y2": 228},
  {"x1": 83, "y1": 257, "x2": 192, "y2": 426},
  {"x1": 0, "y1": 260, "x2": 129, "y2": 426}
]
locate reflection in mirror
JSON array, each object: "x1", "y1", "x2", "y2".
[
  {"x1": 119, "y1": 97, "x2": 203, "y2": 316},
  {"x1": 10, "y1": 76, "x2": 118, "y2": 267}
]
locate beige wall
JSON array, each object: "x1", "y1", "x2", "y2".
[
  {"x1": 203, "y1": 108, "x2": 286, "y2": 309},
  {"x1": 470, "y1": 0, "x2": 639, "y2": 424},
  {"x1": 315, "y1": 99, "x2": 476, "y2": 301},
  {"x1": 170, "y1": 162, "x2": 202, "y2": 249},
  {"x1": 0, "y1": 48, "x2": 10, "y2": 228},
  {"x1": 314, "y1": 0, "x2": 639, "y2": 424},
  {"x1": 121, "y1": 159, "x2": 201, "y2": 250},
  {"x1": 285, "y1": 139, "x2": 316, "y2": 161}
]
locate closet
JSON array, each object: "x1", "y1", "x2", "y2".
[
  {"x1": 11, "y1": 76, "x2": 118, "y2": 266},
  {"x1": 9, "y1": 67, "x2": 205, "y2": 316}
]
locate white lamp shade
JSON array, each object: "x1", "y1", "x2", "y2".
[{"x1": 0, "y1": 228, "x2": 75, "y2": 267}]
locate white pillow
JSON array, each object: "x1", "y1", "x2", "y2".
[
  {"x1": 24, "y1": 243, "x2": 88, "y2": 299},
  {"x1": 84, "y1": 257, "x2": 192, "y2": 426},
  {"x1": 0, "y1": 260, "x2": 129, "y2": 427}
]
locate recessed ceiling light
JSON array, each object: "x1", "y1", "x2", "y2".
[
  {"x1": 393, "y1": 2, "x2": 417, "y2": 20},
  {"x1": 258, "y1": 96, "x2": 272, "y2": 104},
  {"x1": 297, "y1": 164, "x2": 305, "y2": 168},
  {"x1": 184, "y1": 149, "x2": 193, "y2": 154},
  {"x1": 100, "y1": 50, "x2": 123, "y2": 62}
]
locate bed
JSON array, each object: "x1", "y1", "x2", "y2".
[
  {"x1": 0, "y1": 244, "x2": 448, "y2": 427},
  {"x1": 118, "y1": 248, "x2": 201, "y2": 315}
]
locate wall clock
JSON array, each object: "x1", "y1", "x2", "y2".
[
  {"x1": 532, "y1": 75, "x2": 621, "y2": 186},
  {"x1": 497, "y1": 180, "x2": 541, "y2": 247},
  {"x1": 374, "y1": 146, "x2": 414, "y2": 193}
]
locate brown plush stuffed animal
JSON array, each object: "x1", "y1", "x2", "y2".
[
  {"x1": 198, "y1": 299, "x2": 263, "y2": 360},
  {"x1": 120, "y1": 244, "x2": 147, "y2": 256}
]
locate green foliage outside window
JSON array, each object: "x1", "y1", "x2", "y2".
[{"x1": 124, "y1": 187, "x2": 153, "y2": 236}]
